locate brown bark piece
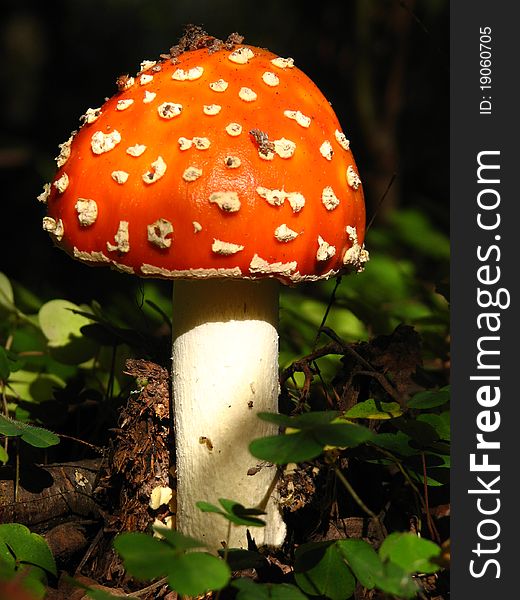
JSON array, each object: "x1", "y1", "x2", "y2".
[{"x1": 0, "y1": 459, "x2": 101, "y2": 526}]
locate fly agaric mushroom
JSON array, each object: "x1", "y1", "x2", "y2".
[{"x1": 39, "y1": 31, "x2": 368, "y2": 551}]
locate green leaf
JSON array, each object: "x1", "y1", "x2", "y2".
[
  {"x1": 0, "y1": 272, "x2": 15, "y2": 311},
  {"x1": 39, "y1": 299, "x2": 97, "y2": 364},
  {"x1": 6, "y1": 567, "x2": 47, "y2": 599},
  {"x1": 312, "y1": 422, "x2": 375, "y2": 447},
  {"x1": 6, "y1": 370, "x2": 66, "y2": 404},
  {"x1": 0, "y1": 573, "x2": 44, "y2": 600},
  {"x1": 390, "y1": 209, "x2": 450, "y2": 260},
  {"x1": 39, "y1": 299, "x2": 91, "y2": 347},
  {"x1": 395, "y1": 418, "x2": 440, "y2": 448},
  {"x1": 336, "y1": 539, "x2": 384, "y2": 588},
  {"x1": 196, "y1": 499, "x2": 266, "y2": 527},
  {"x1": 219, "y1": 499, "x2": 266, "y2": 526},
  {"x1": 80, "y1": 323, "x2": 123, "y2": 346},
  {"x1": 294, "y1": 542, "x2": 356, "y2": 600},
  {"x1": 374, "y1": 560, "x2": 418, "y2": 598},
  {"x1": 0, "y1": 345, "x2": 23, "y2": 381},
  {"x1": 221, "y1": 549, "x2": 269, "y2": 571},
  {"x1": 114, "y1": 531, "x2": 230, "y2": 595},
  {"x1": 113, "y1": 533, "x2": 176, "y2": 579},
  {"x1": 370, "y1": 432, "x2": 417, "y2": 457},
  {"x1": 345, "y1": 399, "x2": 403, "y2": 420},
  {"x1": 250, "y1": 431, "x2": 323, "y2": 464},
  {"x1": 168, "y1": 552, "x2": 230, "y2": 596},
  {"x1": 0, "y1": 445, "x2": 8, "y2": 463},
  {"x1": 0, "y1": 347, "x2": 10, "y2": 380},
  {"x1": 0, "y1": 415, "x2": 60, "y2": 448},
  {"x1": 0, "y1": 533, "x2": 16, "y2": 575},
  {"x1": 0, "y1": 523, "x2": 57, "y2": 576},
  {"x1": 379, "y1": 532, "x2": 441, "y2": 574},
  {"x1": 251, "y1": 413, "x2": 374, "y2": 464},
  {"x1": 417, "y1": 413, "x2": 450, "y2": 441},
  {"x1": 407, "y1": 388, "x2": 450, "y2": 410},
  {"x1": 233, "y1": 578, "x2": 308, "y2": 600},
  {"x1": 257, "y1": 411, "x2": 340, "y2": 429},
  {"x1": 196, "y1": 500, "x2": 224, "y2": 514},
  {"x1": 439, "y1": 411, "x2": 450, "y2": 440},
  {"x1": 408, "y1": 464, "x2": 450, "y2": 487},
  {"x1": 5, "y1": 348, "x2": 23, "y2": 374},
  {"x1": 151, "y1": 527, "x2": 206, "y2": 551}
]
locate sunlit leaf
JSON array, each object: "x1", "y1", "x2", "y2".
[
  {"x1": 379, "y1": 532, "x2": 441, "y2": 574},
  {"x1": 345, "y1": 399, "x2": 403, "y2": 420},
  {"x1": 196, "y1": 499, "x2": 266, "y2": 527},
  {"x1": 0, "y1": 272, "x2": 15, "y2": 311},
  {"x1": 7, "y1": 370, "x2": 66, "y2": 404},
  {"x1": 374, "y1": 560, "x2": 418, "y2": 598},
  {"x1": 39, "y1": 299, "x2": 97, "y2": 364},
  {"x1": 39, "y1": 300, "x2": 92, "y2": 347}
]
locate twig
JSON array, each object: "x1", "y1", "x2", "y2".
[
  {"x1": 105, "y1": 343, "x2": 117, "y2": 404},
  {"x1": 257, "y1": 468, "x2": 281, "y2": 512},
  {"x1": 366, "y1": 173, "x2": 396, "y2": 232},
  {"x1": 283, "y1": 329, "x2": 402, "y2": 405},
  {"x1": 374, "y1": 446, "x2": 423, "y2": 499},
  {"x1": 333, "y1": 464, "x2": 386, "y2": 539},
  {"x1": 320, "y1": 327, "x2": 376, "y2": 371},
  {"x1": 312, "y1": 276, "x2": 342, "y2": 350},
  {"x1": 75, "y1": 527, "x2": 104, "y2": 576},
  {"x1": 14, "y1": 439, "x2": 20, "y2": 503},
  {"x1": 374, "y1": 446, "x2": 440, "y2": 542},
  {"x1": 356, "y1": 370, "x2": 401, "y2": 404},
  {"x1": 126, "y1": 577, "x2": 169, "y2": 598},
  {"x1": 281, "y1": 342, "x2": 343, "y2": 386},
  {"x1": 215, "y1": 521, "x2": 232, "y2": 600},
  {"x1": 58, "y1": 433, "x2": 104, "y2": 454},
  {"x1": 421, "y1": 452, "x2": 441, "y2": 543}
]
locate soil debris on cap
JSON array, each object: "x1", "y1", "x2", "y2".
[{"x1": 164, "y1": 25, "x2": 244, "y2": 63}]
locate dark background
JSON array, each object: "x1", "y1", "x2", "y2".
[{"x1": 1, "y1": 0, "x2": 449, "y2": 304}]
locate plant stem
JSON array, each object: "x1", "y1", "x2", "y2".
[
  {"x1": 333, "y1": 464, "x2": 386, "y2": 538},
  {"x1": 421, "y1": 452, "x2": 441, "y2": 543}
]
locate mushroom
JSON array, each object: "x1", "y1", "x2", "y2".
[{"x1": 40, "y1": 38, "x2": 368, "y2": 551}]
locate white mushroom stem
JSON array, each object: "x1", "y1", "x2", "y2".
[{"x1": 172, "y1": 279, "x2": 286, "y2": 550}]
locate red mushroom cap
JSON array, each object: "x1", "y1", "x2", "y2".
[{"x1": 40, "y1": 43, "x2": 368, "y2": 284}]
